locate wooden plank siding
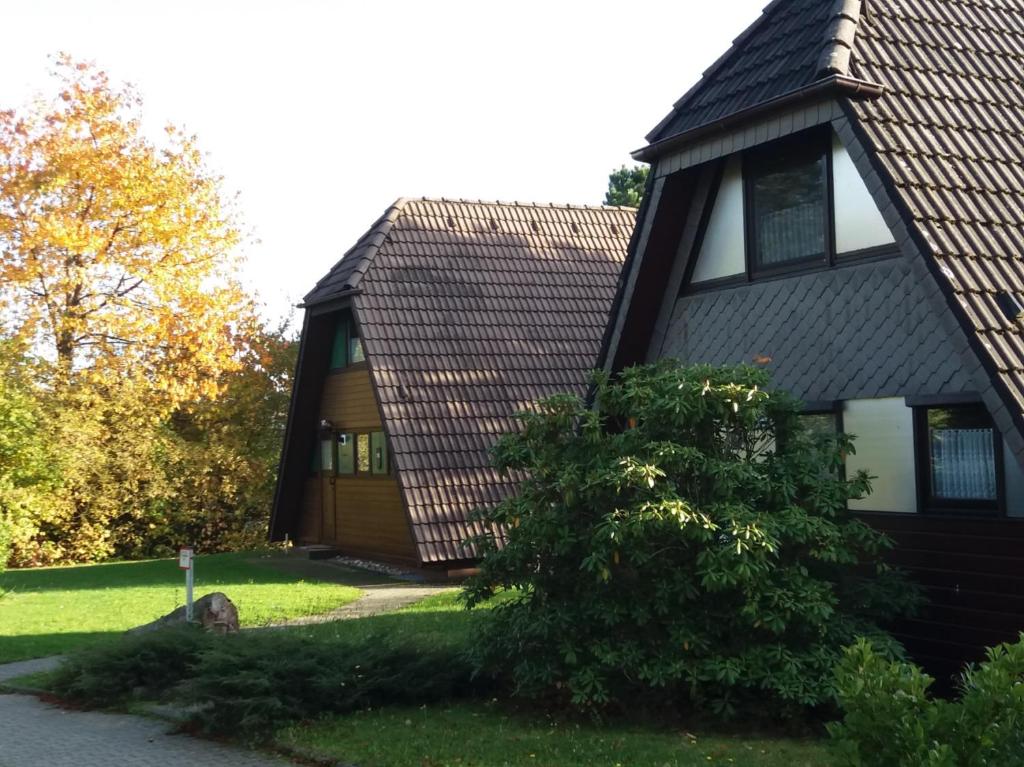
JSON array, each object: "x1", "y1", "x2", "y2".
[
  {"x1": 860, "y1": 512, "x2": 1024, "y2": 684},
  {"x1": 320, "y1": 364, "x2": 381, "y2": 430},
  {"x1": 296, "y1": 363, "x2": 417, "y2": 565}
]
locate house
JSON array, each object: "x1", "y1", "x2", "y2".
[
  {"x1": 600, "y1": 0, "x2": 1024, "y2": 680},
  {"x1": 270, "y1": 197, "x2": 634, "y2": 573}
]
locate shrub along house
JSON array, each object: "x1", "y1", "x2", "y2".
[
  {"x1": 271, "y1": 198, "x2": 633, "y2": 573},
  {"x1": 600, "y1": 0, "x2": 1024, "y2": 679}
]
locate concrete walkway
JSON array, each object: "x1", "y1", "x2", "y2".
[
  {"x1": 0, "y1": 694, "x2": 293, "y2": 766},
  {"x1": 0, "y1": 655, "x2": 62, "y2": 683}
]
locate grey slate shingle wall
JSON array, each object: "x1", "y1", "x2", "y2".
[{"x1": 658, "y1": 256, "x2": 973, "y2": 402}]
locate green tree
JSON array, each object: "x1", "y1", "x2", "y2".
[
  {"x1": 604, "y1": 164, "x2": 649, "y2": 207},
  {"x1": 0, "y1": 338, "x2": 63, "y2": 568},
  {"x1": 464, "y1": 361, "x2": 919, "y2": 717}
]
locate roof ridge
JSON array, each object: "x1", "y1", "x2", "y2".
[
  {"x1": 412, "y1": 196, "x2": 637, "y2": 213},
  {"x1": 816, "y1": 0, "x2": 862, "y2": 78}
]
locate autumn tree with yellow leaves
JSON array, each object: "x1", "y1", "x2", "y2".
[
  {"x1": 0, "y1": 55, "x2": 246, "y2": 406},
  {"x1": 0, "y1": 56, "x2": 290, "y2": 565}
]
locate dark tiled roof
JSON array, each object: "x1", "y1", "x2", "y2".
[
  {"x1": 846, "y1": 0, "x2": 1024, "y2": 436},
  {"x1": 321, "y1": 198, "x2": 634, "y2": 563},
  {"x1": 303, "y1": 203, "x2": 404, "y2": 305},
  {"x1": 646, "y1": 0, "x2": 862, "y2": 144}
]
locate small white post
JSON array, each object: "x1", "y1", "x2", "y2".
[{"x1": 179, "y1": 546, "x2": 194, "y2": 622}]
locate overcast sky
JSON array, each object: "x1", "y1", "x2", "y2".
[{"x1": 1, "y1": 0, "x2": 766, "y2": 325}]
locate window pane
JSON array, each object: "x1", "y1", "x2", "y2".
[
  {"x1": 337, "y1": 433, "x2": 355, "y2": 475},
  {"x1": 356, "y1": 433, "x2": 370, "y2": 473},
  {"x1": 330, "y1": 320, "x2": 347, "y2": 369},
  {"x1": 370, "y1": 431, "x2": 388, "y2": 475},
  {"x1": 320, "y1": 438, "x2": 334, "y2": 473},
  {"x1": 928, "y1": 406, "x2": 996, "y2": 501},
  {"x1": 752, "y1": 151, "x2": 826, "y2": 267},
  {"x1": 801, "y1": 413, "x2": 837, "y2": 441},
  {"x1": 350, "y1": 328, "x2": 365, "y2": 363}
]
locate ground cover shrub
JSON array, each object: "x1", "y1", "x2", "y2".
[
  {"x1": 464, "y1": 361, "x2": 919, "y2": 717},
  {"x1": 179, "y1": 632, "x2": 486, "y2": 737},
  {"x1": 50, "y1": 624, "x2": 213, "y2": 706},
  {"x1": 47, "y1": 592, "x2": 492, "y2": 740},
  {"x1": 829, "y1": 636, "x2": 1024, "y2": 766}
]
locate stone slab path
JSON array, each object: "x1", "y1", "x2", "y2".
[{"x1": 0, "y1": 694, "x2": 293, "y2": 766}]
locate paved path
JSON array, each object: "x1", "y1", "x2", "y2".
[
  {"x1": 0, "y1": 655, "x2": 62, "y2": 683},
  {"x1": 0, "y1": 694, "x2": 293, "y2": 766}
]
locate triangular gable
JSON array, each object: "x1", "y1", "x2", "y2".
[{"x1": 607, "y1": 0, "x2": 1024, "y2": 467}]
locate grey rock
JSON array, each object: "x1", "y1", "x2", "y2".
[{"x1": 128, "y1": 592, "x2": 239, "y2": 635}]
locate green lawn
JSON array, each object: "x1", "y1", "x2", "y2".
[
  {"x1": 273, "y1": 592, "x2": 834, "y2": 767},
  {"x1": 0, "y1": 551, "x2": 361, "y2": 662},
  {"x1": 279, "y1": 703, "x2": 833, "y2": 767}
]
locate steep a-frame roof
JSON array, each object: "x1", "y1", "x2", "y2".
[
  {"x1": 616, "y1": 0, "x2": 1024, "y2": 461},
  {"x1": 304, "y1": 198, "x2": 634, "y2": 563}
]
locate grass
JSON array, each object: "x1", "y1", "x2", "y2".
[
  {"x1": 0, "y1": 551, "x2": 361, "y2": 662},
  {"x1": 273, "y1": 592, "x2": 834, "y2": 767},
  {"x1": 278, "y1": 702, "x2": 834, "y2": 767},
  {"x1": 13, "y1": 576, "x2": 837, "y2": 765}
]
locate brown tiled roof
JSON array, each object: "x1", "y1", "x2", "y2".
[
  {"x1": 311, "y1": 198, "x2": 634, "y2": 563},
  {"x1": 845, "y1": 0, "x2": 1024, "y2": 441},
  {"x1": 646, "y1": 0, "x2": 864, "y2": 144}
]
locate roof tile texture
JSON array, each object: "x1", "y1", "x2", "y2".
[
  {"x1": 319, "y1": 199, "x2": 633, "y2": 563},
  {"x1": 847, "y1": 0, "x2": 1024, "y2": 427},
  {"x1": 647, "y1": 0, "x2": 858, "y2": 143}
]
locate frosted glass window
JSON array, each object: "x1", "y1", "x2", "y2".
[
  {"x1": 844, "y1": 398, "x2": 916, "y2": 513},
  {"x1": 832, "y1": 134, "x2": 895, "y2": 254},
  {"x1": 690, "y1": 156, "x2": 746, "y2": 283}
]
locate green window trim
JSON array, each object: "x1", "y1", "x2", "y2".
[
  {"x1": 371, "y1": 430, "x2": 389, "y2": 475},
  {"x1": 337, "y1": 432, "x2": 355, "y2": 475},
  {"x1": 316, "y1": 428, "x2": 390, "y2": 477}
]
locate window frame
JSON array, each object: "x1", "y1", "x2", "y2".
[
  {"x1": 911, "y1": 400, "x2": 1005, "y2": 516},
  {"x1": 743, "y1": 128, "x2": 834, "y2": 279},
  {"x1": 682, "y1": 127, "x2": 900, "y2": 295},
  {"x1": 328, "y1": 314, "x2": 368, "y2": 373},
  {"x1": 319, "y1": 428, "x2": 391, "y2": 479}
]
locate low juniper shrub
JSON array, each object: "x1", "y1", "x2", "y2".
[
  {"x1": 178, "y1": 631, "x2": 487, "y2": 737},
  {"x1": 463, "y1": 361, "x2": 920, "y2": 718},
  {"x1": 48, "y1": 625, "x2": 489, "y2": 738},
  {"x1": 829, "y1": 635, "x2": 1024, "y2": 766},
  {"x1": 50, "y1": 623, "x2": 212, "y2": 706}
]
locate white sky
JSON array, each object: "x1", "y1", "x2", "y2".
[{"x1": 0, "y1": 0, "x2": 766, "y2": 325}]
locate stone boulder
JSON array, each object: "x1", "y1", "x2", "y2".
[{"x1": 128, "y1": 592, "x2": 240, "y2": 635}]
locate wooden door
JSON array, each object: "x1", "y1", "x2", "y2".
[{"x1": 320, "y1": 473, "x2": 336, "y2": 543}]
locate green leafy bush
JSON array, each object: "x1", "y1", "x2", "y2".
[
  {"x1": 830, "y1": 636, "x2": 1024, "y2": 766},
  {"x1": 464, "y1": 362, "x2": 918, "y2": 716}
]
